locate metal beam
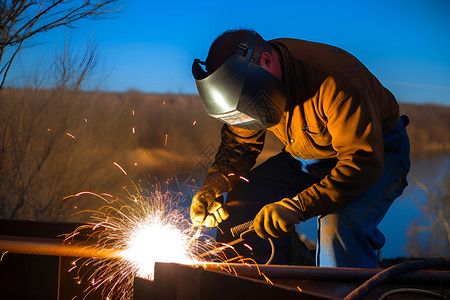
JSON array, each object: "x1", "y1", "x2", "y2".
[{"x1": 0, "y1": 235, "x2": 121, "y2": 259}]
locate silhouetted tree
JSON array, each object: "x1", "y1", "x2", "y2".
[
  {"x1": 0, "y1": 0, "x2": 119, "y2": 88},
  {"x1": 0, "y1": 40, "x2": 135, "y2": 221}
]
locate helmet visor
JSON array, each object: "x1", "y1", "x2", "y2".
[{"x1": 192, "y1": 54, "x2": 286, "y2": 130}]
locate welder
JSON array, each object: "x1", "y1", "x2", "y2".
[{"x1": 190, "y1": 29, "x2": 410, "y2": 268}]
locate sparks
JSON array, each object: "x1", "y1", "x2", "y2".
[
  {"x1": 101, "y1": 193, "x2": 114, "y2": 198},
  {"x1": 261, "y1": 272, "x2": 273, "y2": 285},
  {"x1": 132, "y1": 127, "x2": 135, "y2": 134},
  {"x1": 70, "y1": 191, "x2": 113, "y2": 203},
  {"x1": 164, "y1": 134, "x2": 168, "y2": 147},
  {"x1": 66, "y1": 132, "x2": 76, "y2": 139},
  {"x1": 227, "y1": 173, "x2": 250, "y2": 183},
  {"x1": 84, "y1": 118, "x2": 88, "y2": 123},
  {"x1": 0, "y1": 251, "x2": 7, "y2": 261},
  {"x1": 132, "y1": 110, "x2": 135, "y2": 116},
  {"x1": 243, "y1": 243, "x2": 253, "y2": 251},
  {"x1": 239, "y1": 176, "x2": 249, "y2": 182},
  {"x1": 68, "y1": 184, "x2": 218, "y2": 300},
  {"x1": 192, "y1": 120, "x2": 197, "y2": 125},
  {"x1": 297, "y1": 286, "x2": 303, "y2": 292},
  {"x1": 68, "y1": 265, "x2": 77, "y2": 272},
  {"x1": 65, "y1": 231, "x2": 80, "y2": 240},
  {"x1": 113, "y1": 162, "x2": 127, "y2": 175}
]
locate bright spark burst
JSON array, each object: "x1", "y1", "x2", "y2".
[
  {"x1": 120, "y1": 214, "x2": 196, "y2": 279},
  {"x1": 66, "y1": 132, "x2": 76, "y2": 139},
  {"x1": 67, "y1": 184, "x2": 217, "y2": 300}
]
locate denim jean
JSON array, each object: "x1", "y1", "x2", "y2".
[{"x1": 216, "y1": 116, "x2": 410, "y2": 268}]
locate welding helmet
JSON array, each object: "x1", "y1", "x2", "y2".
[{"x1": 192, "y1": 32, "x2": 287, "y2": 130}]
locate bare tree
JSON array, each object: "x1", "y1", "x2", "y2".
[
  {"x1": 0, "y1": 0, "x2": 119, "y2": 88},
  {"x1": 0, "y1": 38, "x2": 137, "y2": 221},
  {"x1": 406, "y1": 173, "x2": 450, "y2": 257}
]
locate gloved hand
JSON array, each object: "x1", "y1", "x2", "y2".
[
  {"x1": 190, "y1": 173, "x2": 231, "y2": 227},
  {"x1": 190, "y1": 188, "x2": 229, "y2": 227},
  {"x1": 254, "y1": 198, "x2": 305, "y2": 239}
]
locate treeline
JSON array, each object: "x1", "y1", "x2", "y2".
[
  {"x1": 1, "y1": 89, "x2": 448, "y2": 221},
  {"x1": 399, "y1": 102, "x2": 450, "y2": 157}
]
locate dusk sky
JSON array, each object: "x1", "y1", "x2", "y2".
[{"x1": 9, "y1": 0, "x2": 450, "y2": 105}]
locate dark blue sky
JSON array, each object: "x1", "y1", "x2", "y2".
[{"x1": 10, "y1": 0, "x2": 450, "y2": 104}]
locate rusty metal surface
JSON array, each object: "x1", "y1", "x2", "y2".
[
  {"x1": 134, "y1": 262, "x2": 335, "y2": 300},
  {"x1": 1, "y1": 219, "x2": 450, "y2": 300},
  {"x1": 201, "y1": 263, "x2": 450, "y2": 299},
  {"x1": 0, "y1": 219, "x2": 105, "y2": 299},
  {"x1": 202, "y1": 263, "x2": 450, "y2": 283},
  {"x1": 0, "y1": 252, "x2": 59, "y2": 299}
]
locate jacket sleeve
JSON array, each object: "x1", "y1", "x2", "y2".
[
  {"x1": 296, "y1": 84, "x2": 385, "y2": 219},
  {"x1": 206, "y1": 124, "x2": 266, "y2": 190}
]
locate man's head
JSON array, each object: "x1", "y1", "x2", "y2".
[
  {"x1": 192, "y1": 29, "x2": 287, "y2": 130},
  {"x1": 205, "y1": 29, "x2": 272, "y2": 74}
]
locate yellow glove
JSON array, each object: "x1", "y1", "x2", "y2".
[
  {"x1": 254, "y1": 198, "x2": 305, "y2": 238},
  {"x1": 190, "y1": 173, "x2": 231, "y2": 227}
]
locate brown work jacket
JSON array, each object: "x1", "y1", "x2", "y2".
[{"x1": 207, "y1": 38, "x2": 400, "y2": 219}]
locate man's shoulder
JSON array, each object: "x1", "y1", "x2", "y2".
[
  {"x1": 272, "y1": 37, "x2": 371, "y2": 91},
  {"x1": 270, "y1": 38, "x2": 349, "y2": 57}
]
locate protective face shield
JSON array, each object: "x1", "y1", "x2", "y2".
[{"x1": 192, "y1": 33, "x2": 287, "y2": 130}]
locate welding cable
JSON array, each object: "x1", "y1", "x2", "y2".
[
  {"x1": 377, "y1": 288, "x2": 449, "y2": 300},
  {"x1": 265, "y1": 238, "x2": 275, "y2": 265},
  {"x1": 344, "y1": 258, "x2": 450, "y2": 300}
]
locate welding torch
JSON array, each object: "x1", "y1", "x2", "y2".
[
  {"x1": 198, "y1": 219, "x2": 275, "y2": 265},
  {"x1": 192, "y1": 194, "x2": 275, "y2": 264}
]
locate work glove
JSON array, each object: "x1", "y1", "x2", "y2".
[
  {"x1": 254, "y1": 197, "x2": 306, "y2": 239},
  {"x1": 190, "y1": 173, "x2": 231, "y2": 227}
]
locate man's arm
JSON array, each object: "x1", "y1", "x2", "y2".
[
  {"x1": 296, "y1": 82, "x2": 385, "y2": 219},
  {"x1": 207, "y1": 124, "x2": 266, "y2": 190},
  {"x1": 190, "y1": 124, "x2": 265, "y2": 226}
]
